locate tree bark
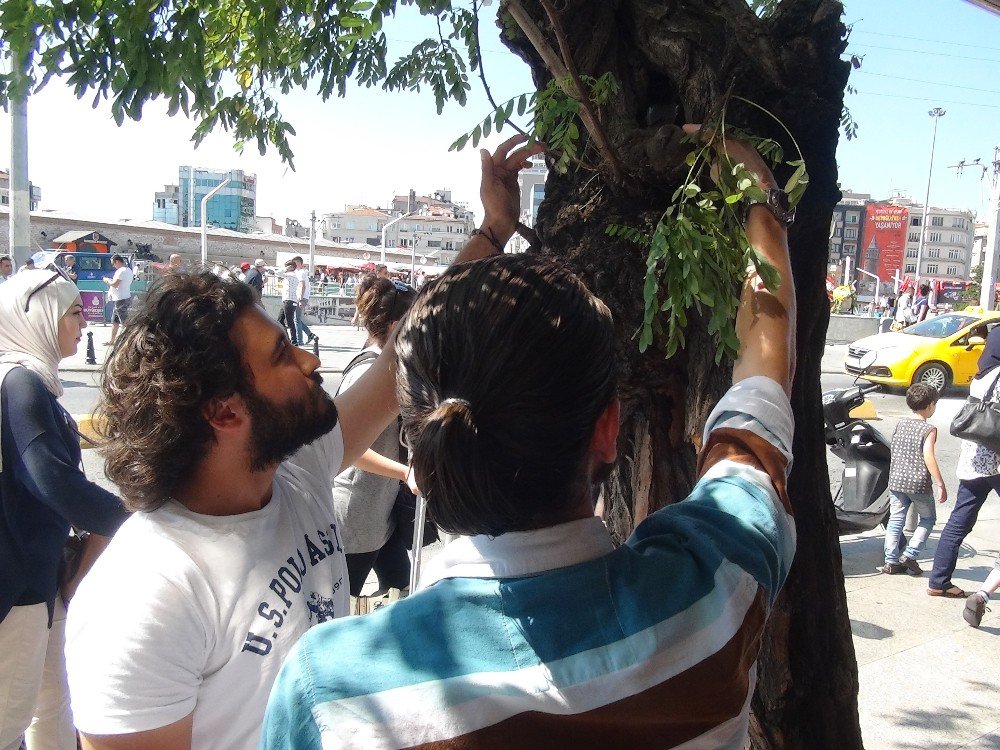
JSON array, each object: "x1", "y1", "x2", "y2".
[{"x1": 498, "y1": 1, "x2": 861, "y2": 747}]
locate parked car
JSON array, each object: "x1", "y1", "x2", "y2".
[{"x1": 845, "y1": 308, "x2": 1000, "y2": 391}]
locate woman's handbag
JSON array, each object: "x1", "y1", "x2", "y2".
[{"x1": 950, "y1": 371, "x2": 1000, "y2": 454}]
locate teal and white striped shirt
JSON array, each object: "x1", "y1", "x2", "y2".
[{"x1": 262, "y1": 376, "x2": 795, "y2": 749}]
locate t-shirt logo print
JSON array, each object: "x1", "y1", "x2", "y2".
[{"x1": 307, "y1": 593, "x2": 337, "y2": 623}]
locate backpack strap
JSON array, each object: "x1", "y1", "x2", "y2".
[{"x1": 336, "y1": 350, "x2": 380, "y2": 396}]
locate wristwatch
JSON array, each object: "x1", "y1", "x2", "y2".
[{"x1": 744, "y1": 187, "x2": 795, "y2": 226}]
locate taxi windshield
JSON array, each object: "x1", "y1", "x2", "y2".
[{"x1": 906, "y1": 314, "x2": 978, "y2": 339}]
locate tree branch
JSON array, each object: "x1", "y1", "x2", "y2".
[
  {"x1": 504, "y1": 0, "x2": 625, "y2": 184},
  {"x1": 472, "y1": 0, "x2": 527, "y2": 136}
]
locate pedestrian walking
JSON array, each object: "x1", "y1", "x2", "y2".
[
  {"x1": 879, "y1": 384, "x2": 946, "y2": 576},
  {"x1": 928, "y1": 326, "x2": 1000, "y2": 598},
  {"x1": 243, "y1": 258, "x2": 266, "y2": 300},
  {"x1": 103, "y1": 254, "x2": 133, "y2": 347},
  {"x1": 280, "y1": 259, "x2": 301, "y2": 345}
]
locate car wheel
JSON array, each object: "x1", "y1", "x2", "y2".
[{"x1": 913, "y1": 362, "x2": 951, "y2": 392}]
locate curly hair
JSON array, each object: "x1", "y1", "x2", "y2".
[{"x1": 97, "y1": 271, "x2": 257, "y2": 512}]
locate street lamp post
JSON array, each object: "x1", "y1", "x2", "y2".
[
  {"x1": 200, "y1": 178, "x2": 231, "y2": 265},
  {"x1": 380, "y1": 211, "x2": 417, "y2": 264},
  {"x1": 914, "y1": 108, "x2": 946, "y2": 289}
]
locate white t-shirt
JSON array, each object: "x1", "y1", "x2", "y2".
[
  {"x1": 281, "y1": 270, "x2": 301, "y2": 303},
  {"x1": 107, "y1": 266, "x2": 134, "y2": 301},
  {"x1": 66, "y1": 425, "x2": 348, "y2": 750},
  {"x1": 297, "y1": 268, "x2": 312, "y2": 301}
]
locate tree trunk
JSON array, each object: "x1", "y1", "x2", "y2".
[{"x1": 499, "y1": 1, "x2": 862, "y2": 747}]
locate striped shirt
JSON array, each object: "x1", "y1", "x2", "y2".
[{"x1": 261, "y1": 376, "x2": 796, "y2": 750}]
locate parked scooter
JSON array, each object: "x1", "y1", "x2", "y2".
[{"x1": 823, "y1": 352, "x2": 893, "y2": 534}]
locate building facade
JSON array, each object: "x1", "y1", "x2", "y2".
[
  {"x1": 153, "y1": 184, "x2": 180, "y2": 224},
  {"x1": 895, "y1": 199, "x2": 975, "y2": 285},
  {"x1": 324, "y1": 192, "x2": 476, "y2": 267},
  {"x1": 154, "y1": 167, "x2": 257, "y2": 232},
  {"x1": 828, "y1": 190, "x2": 868, "y2": 270},
  {"x1": 0, "y1": 169, "x2": 42, "y2": 211},
  {"x1": 322, "y1": 207, "x2": 392, "y2": 246},
  {"x1": 510, "y1": 154, "x2": 548, "y2": 253}
]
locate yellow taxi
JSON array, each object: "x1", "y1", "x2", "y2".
[{"x1": 845, "y1": 307, "x2": 1000, "y2": 391}]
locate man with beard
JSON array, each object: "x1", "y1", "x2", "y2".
[{"x1": 62, "y1": 134, "x2": 543, "y2": 750}]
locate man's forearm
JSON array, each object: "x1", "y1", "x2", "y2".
[{"x1": 732, "y1": 206, "x2": 796, "y2": 395}]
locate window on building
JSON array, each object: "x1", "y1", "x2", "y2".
[
  {"x1": 845, "y1": 228, "x2": 858, "y2": 239},
  {"x1": 834, "y1": 227, "x2": 842, "y2": 237},
  {"x1": 949, "y1": 249, "x2": 960, "y2": 260},
  {"x1": 905, "y1": 263, "x2": 916, "y2": 273},
  {"x1": 911, "y1": 217, "x2": 921, "y2": 226},
  {"x1": 844, "y1": 244, "x2": 856, "y2": 254},
  {"x1": 950, "y1": 233, "x2": 960, "y2": 244},
  {"x1": 906, "y1": 249, "x2": 918, "y2": 258},
  {"x1": 927, "y1": 248, "x2": 940, "y2": 258},
  {"x1": 926, "y1": 263, "x2": 938, "y2": 274},
  {"x1": 426, "y1": 240, "x2": 442, "y2": 248},
  {"x1": 908, "y1": 232, "x2": 920, "y2": 242},
  {"x1": 952, "y1": 218, "x2": 965, "y2": 228},
  {"x1": 947, "y1": 266, "x2": 958, "y2": 276},
  {"x1": 847, "y1": 214, "x2": 859, "y2": 223},
  {"x1": 928, "y1": 232, "x2": 941, "y2": 242},
  {"x1": 931, "y1": 216, "x2": 944, "y2": 226}
]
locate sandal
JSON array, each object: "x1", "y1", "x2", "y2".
[{"x1": 927, "y1": 586, "x2": 968, "y2": 598}]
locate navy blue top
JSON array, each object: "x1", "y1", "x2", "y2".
[{"x1": 0, "y1": 367, "x2": 128, "y2": 621}]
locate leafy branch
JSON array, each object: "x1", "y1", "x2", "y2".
[
  {"x1": 611, "y1": 100, "x2": 808, "y2": 363},
  {"x1": 505, "y1": 0, "x2": 625, "y2": 182},
  {"x1": 448, "y1": 72, "x2": 618, "y2": 176}
]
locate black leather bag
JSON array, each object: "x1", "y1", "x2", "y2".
[{"x1": 950, "y1": 371, "x2": 1000, "y2": 453}]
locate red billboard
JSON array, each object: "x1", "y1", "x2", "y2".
[{"x1": 860, "y1": 203, "x2": 909, "y2": 283}]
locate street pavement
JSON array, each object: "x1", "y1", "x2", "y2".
[{"x1": 59, "y1": 330, "x2": 1000, "y2": 749}]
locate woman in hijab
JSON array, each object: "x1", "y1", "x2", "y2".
[
  {"x1": 926, "y1": 326, "x2": 1000, "y2": 600},
  {"x1": 0, "y1": 269, "x2": 129, "y2": 749}
]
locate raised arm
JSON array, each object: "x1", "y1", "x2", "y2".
[
  {"x1": 685, "y1": 125, "x2": 796, "y2": 395},
  {"x1": 454, "y1": 134, "x2": 546, "y2": 265},
  {"x1": 335, "y1": 136, "x2": 544, "y2": 467}
]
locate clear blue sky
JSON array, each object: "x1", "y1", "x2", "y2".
[{"x1": 1, "y1": 0, "x2": 997, "y2": 225}]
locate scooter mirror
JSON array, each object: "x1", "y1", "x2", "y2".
[{"x1": 858, "y1": 350, "x2": 877, "y2": 372}]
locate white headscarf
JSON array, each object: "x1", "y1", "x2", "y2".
[
  {"x1": 0, "y1": 269, "x2": 82, "y2": 472},
  {"x1": 0, "y1": 269, "x2": 79, "y2": 397}
]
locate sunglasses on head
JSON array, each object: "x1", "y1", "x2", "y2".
[{"x1": 23, "y1": 265, "x2": 72, "y2": 313}]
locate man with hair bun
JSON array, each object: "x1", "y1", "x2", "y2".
[{"x1": 263, "y1": 129, "x2": 799, "y2": 749}]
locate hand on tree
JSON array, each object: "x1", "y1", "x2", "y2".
[
  {"x1": 682, "y1": 123, "x2": 777, "y2": 191},
  {"x1": 479, "y1": 134, "x2": 546, "y2": 242}
]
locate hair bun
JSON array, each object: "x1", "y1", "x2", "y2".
[{"x1": 429, "y1": 397, "x2": 476, "y2": 431}]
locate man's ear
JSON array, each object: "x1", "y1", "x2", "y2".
[
  {"x1": 201, "y1": 395, "x2": 247, "y2": 433},
  {"x1": 590, "y1": 397, "x2": 620, "y2": 465}
]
